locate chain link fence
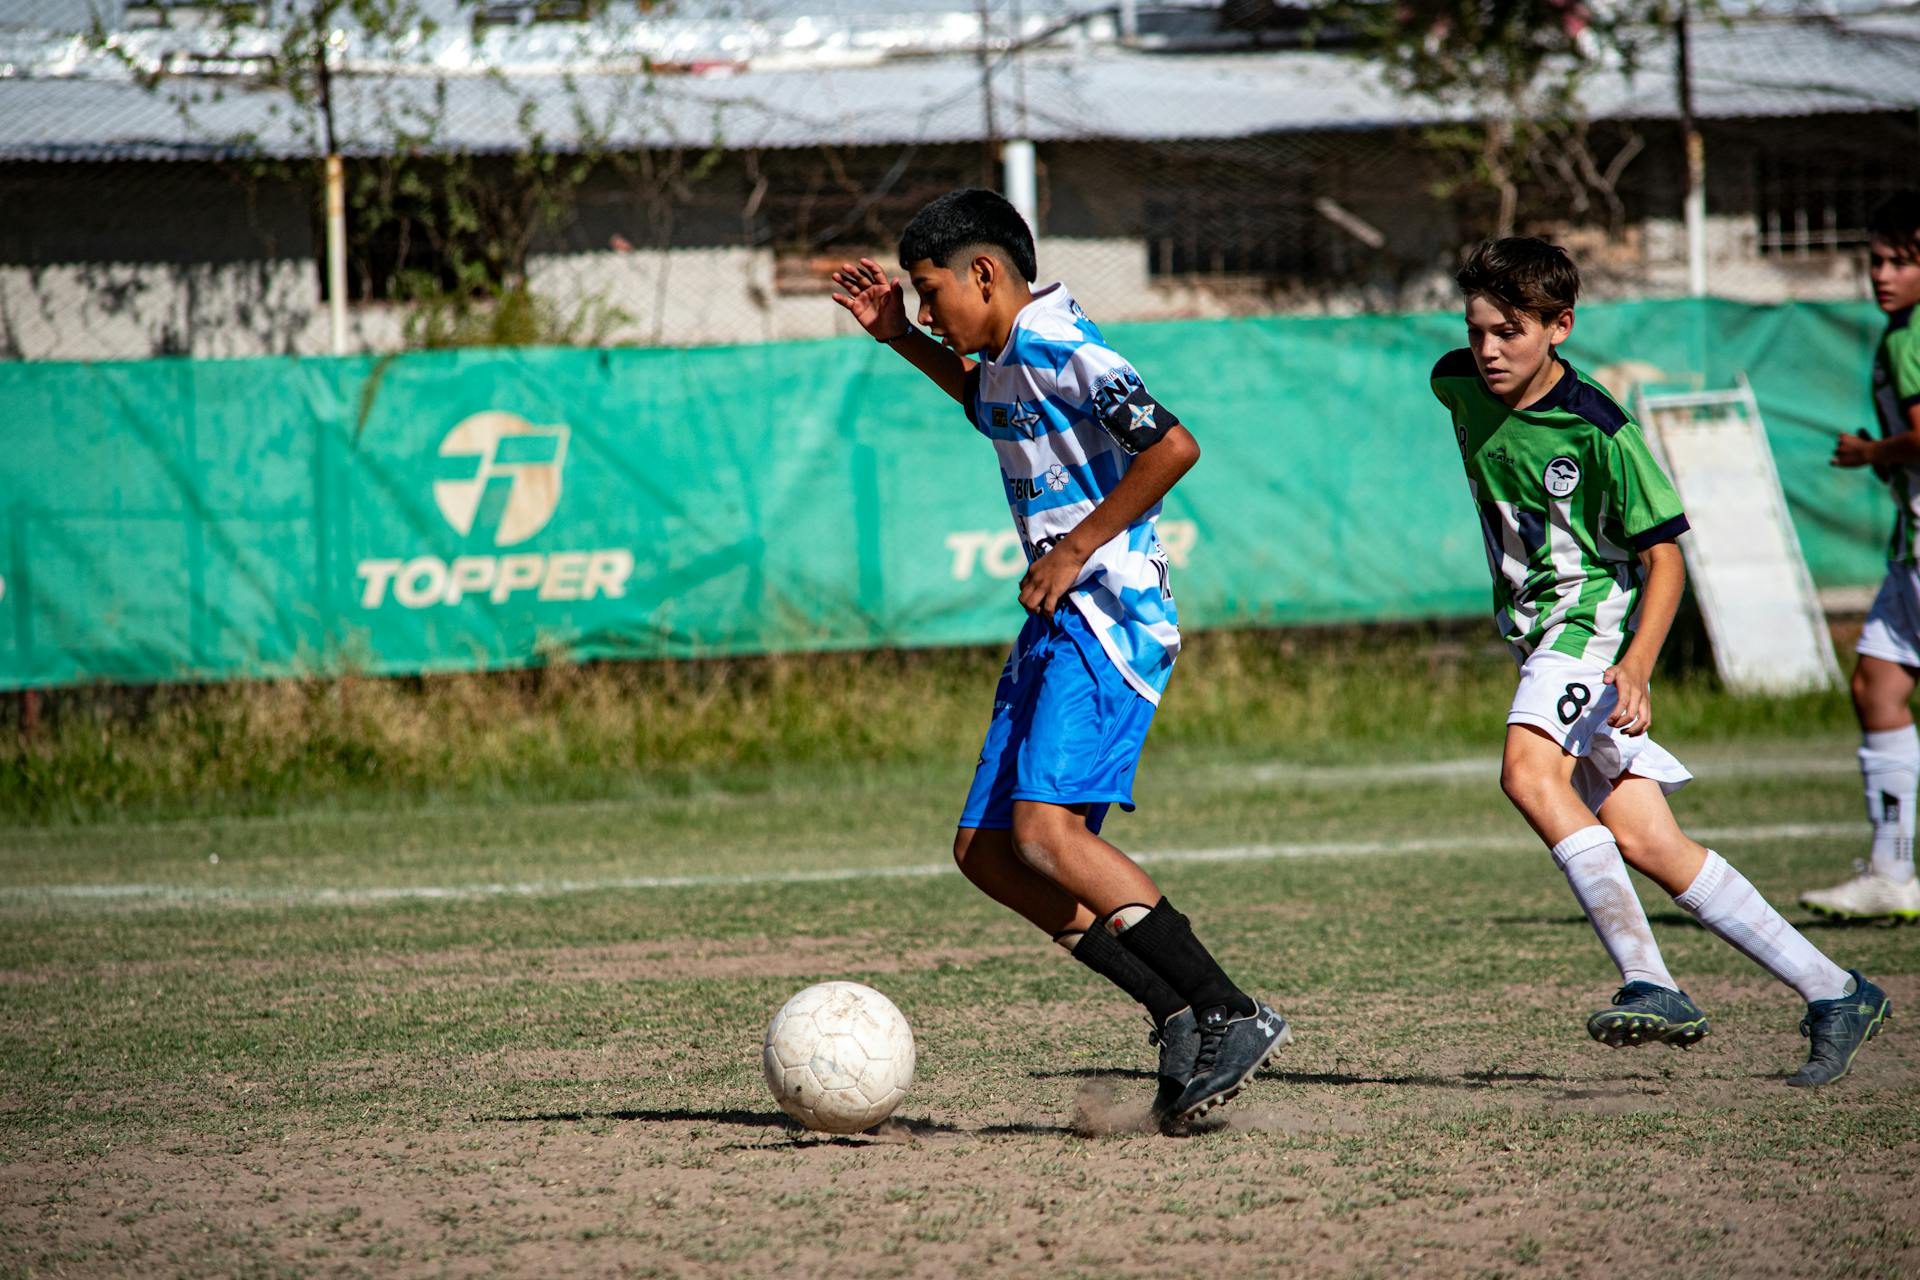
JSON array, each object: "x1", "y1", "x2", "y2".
[{"x1": 3, "y1": 4, "x2": 1916, "y2": 361}]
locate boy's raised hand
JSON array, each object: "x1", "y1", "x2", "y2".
[{"x1": 830, "y1": 258, "x2": 910, "y2": 340}]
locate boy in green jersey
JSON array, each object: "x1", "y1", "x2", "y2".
[
  {"x1": 1433, "y1": 237, "x2": 1889, "y2": 1086},
  {"x1": 1801, "y1": 192, "x2": 1920, "y2": 922}
]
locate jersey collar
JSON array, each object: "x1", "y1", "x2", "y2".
[
  {"x1": 1514, "y1": 355, "x2": 1578, "y2": 415},
  {"x1": 984, "y1": 282, "x2": 1073, "y2": 366}
]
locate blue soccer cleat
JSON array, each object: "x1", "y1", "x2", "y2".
[
  {"x1": 1586, "y1": 981, "x2": 1711, "y2": 1049},
  {"x1": 1788, "y1": 970, "x2": 1891, "y2": 1087}
]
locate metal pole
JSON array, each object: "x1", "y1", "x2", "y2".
[
  {"x1": 326, "y1": 153, "x2": 347, "y2": 354},
  {"x1": 1678, "y1": 1, "x2": 1707, "y2": 297},
  {"x1": 1002, "y1": 139, "x2": 1038, "y2": 232},
  {"x1": 315, "y1": 15, "x2": 347, "y2": 354}
]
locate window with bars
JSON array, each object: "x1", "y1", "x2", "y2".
[
  {"x1": 760, "y1": 148, "x2": 982, "y2": 294},
  {"x1": 1756, "y1": 150, "x2": 1912, "y2": 257},
  {"x1": 1131, "y1": 143, "x2": 1323, "y2": 281}
]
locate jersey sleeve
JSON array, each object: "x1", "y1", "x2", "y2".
[
  {"x1": 1060, "y1": 344, "x2": 1180, "y2": 455},
  {"x1": 1429, "y1": 349, "x2": 1476, "y2": 409},
  {"x1": 1892, "y1": 329, "x2": 1920, "y2": 408},
  {"x1": 1607, "y1": 423, "x2": 1690, "y2": 550}
]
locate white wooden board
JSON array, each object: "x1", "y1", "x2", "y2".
[{"x1": 1636, "y1": 376, "x2": 1839, "y2": 694}]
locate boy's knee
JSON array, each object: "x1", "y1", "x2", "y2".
[
  {"x1": 1009, "y1": 809, "x2": 1066, "y2": 876},
  {"x1": 1851, "y1": 663, "x2": 1876, "y2": 708},
  {"x1": 952, "y1": 829, "x2": 975, "y2": 871},
  {"x1": 1500, "y1": 758, "x2": 1550, "y2": 809},
  {"x1": 1607, "y1": 822, "x2": 1645, "y2": 864}
]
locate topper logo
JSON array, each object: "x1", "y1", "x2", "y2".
[
  {"x1": 355, "y1": 411, "x2": 635, "y2": 611},
  {"x1": 432, "y1": 412, "x2": 569, "y2": 546}
]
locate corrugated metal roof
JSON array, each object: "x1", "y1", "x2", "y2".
[{"x1": 1, "y1": 12, "x2": 1914, "y2": 161}]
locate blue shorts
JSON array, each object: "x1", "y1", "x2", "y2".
[{"x1": 958, "y1": 604, "x2": 1157, "y2": 835}]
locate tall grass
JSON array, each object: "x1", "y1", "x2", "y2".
[{"x1": 0, "y1": 623, "x2": 1856, "y2": 824}]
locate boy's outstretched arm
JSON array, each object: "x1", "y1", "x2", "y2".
[
  {"x1": 1605, "y1": 540, "x2": 1684, "y2": 735},
  {"x1": 1018, "y1": 426, "x2": 1201, "y2": 616},
  {"x1": 1834, "y1": 403, "x2": 1920, "y2": 467},
  {"x1": 830, "y1": 257, "x2": 973, "y2": 404}
]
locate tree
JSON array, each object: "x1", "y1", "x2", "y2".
[
  {"x1": 91, "y1": 0, "x2": 655, "y2": 347},
  {"x1": 1332, "y1": 0, "x2": 1682, "y2": 236}
]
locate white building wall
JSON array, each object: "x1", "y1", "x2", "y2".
[{"x1": 0, "y1": 231, "x2": 1875, "y2": 363}]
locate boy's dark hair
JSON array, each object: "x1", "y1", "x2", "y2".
[
  {"x1": 1455, "y1": 237, "x2": 1580, "y2": 322},
  {"x1": 1868, "y1": 190, "x2": 1920, "y2": 256},
  {"x1": 898, "y1": 188, "x2": 1037, "y2": 283}
]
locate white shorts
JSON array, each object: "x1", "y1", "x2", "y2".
[
  {"x1": 1507, "y1": 648, "x2": 1693, "y2": 814},
  {"x1": 1857, "y1": 562, "x2": 1920, "y2": 669}
]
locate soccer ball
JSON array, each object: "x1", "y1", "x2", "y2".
[{"x1": 762, "y1": 981, "x2": 915, "y2": 1134}]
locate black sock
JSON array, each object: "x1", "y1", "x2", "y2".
[
  {"x1": 1057, "y1": 925, "x2": 1188, "y2": 1027},
  {"x1": 1109, "y1": 898, "x2": 1255, "y2": 1017}
]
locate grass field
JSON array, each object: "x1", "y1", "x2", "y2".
[{"x1": 2, "y1": 661, "x2": 1916, "y2": 1279}]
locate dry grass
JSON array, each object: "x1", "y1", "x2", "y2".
[{"x1": 0, "y1": 623, "x2": 1852, "y2": 823}]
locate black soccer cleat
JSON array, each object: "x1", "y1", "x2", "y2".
[
  {"x1": 1147, "y1": 1007, "x2": 1199, "y2": 1132},
  {"x1": 1172, "y1": 1000, "x2": 1289, "y2": 1124},
  {"x1": 1788, "y1": 970, "x2": 1891, "y2": 1087},
  {"x1": 1586, "y1": 981, "x2": 1711, "y2": 1049}
]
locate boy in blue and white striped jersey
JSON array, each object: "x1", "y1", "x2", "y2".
[{"x1": 830, "y1": 189, "x2": 1284, "y2": 1129}]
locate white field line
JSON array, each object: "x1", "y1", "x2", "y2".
[
  {"x1": 0, "y1": 821, "x2": 1857, "y2": 911},
  {"x1": 1212, "y1": 754, "x2": 1857, "y2": 787}
]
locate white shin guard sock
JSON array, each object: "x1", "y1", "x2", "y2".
[
  {"x1": 1550, "y1": 826, "x2": 1677, "y2": 991},
  {"x1": 1675, "y1": 851, "x2": 1852, "y2": 1003},
  {"x1": 1860, "y1": 726, "x2": 1919, "y2": 883}
]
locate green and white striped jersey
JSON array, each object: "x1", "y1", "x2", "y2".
[
  {"x1": 1873, "y1": 308, "x2": 1920, "y2": 566},
  {"x1": 1431, "y1": 350, "x2": 1690, "y2": 666}
]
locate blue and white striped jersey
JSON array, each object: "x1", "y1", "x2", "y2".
[{"x1": 963, "y1": 282, "x2": 1183, "y2": 703}]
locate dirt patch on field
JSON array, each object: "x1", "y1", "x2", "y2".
[
  {"x1": 7, "y1": 1078, "x2": 1916, "y2": 1280},
  {"x1": 7, "y1": 943, "x2": 1918, "y2": 1278},
  {"x1": 8, "y1": 979, "x2": 1918, "y2": 1279}
]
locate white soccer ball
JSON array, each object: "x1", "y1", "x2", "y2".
[{"x1": 762, "y1": 981, "x2": 915, "y2": 1134}]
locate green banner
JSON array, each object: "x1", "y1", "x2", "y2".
[{"x1": 0, "y1": 298, "x2": 1893, "y2": 690}]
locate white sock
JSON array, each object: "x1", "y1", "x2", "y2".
[
  {"x1": 1859, "y1": 726, "x2": 1918, "y2": 882},
  {"x1": 1551, "y1": 826, "x2": 1676, "y2": 990},
  {"x1": 1675, "y1": 851, "x2": 1852, "y2": 1003}
]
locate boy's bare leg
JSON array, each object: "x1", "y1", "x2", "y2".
[
  {"x1": 1006, "y1": 801, "x2": 1160, "y2": 916},
  {"x1": 953, "y1": 826, "x2": 1186, "y2": 1027},
  {"x1": 1853, "y1": 653, "x2": 1918, "y2": 733},
  {"x1": 1601, "y1": 778, "x2": 1852, "y2": 1003},
  {"x1": 1802, "y1": 655, "x2": 1920, "y2": 916},
  {"x1": 953, "y1": 826, "x2": 1094, "y2": 935},
  {"x1": 1498, "y1": 724, "x2": 1599, "y2": 845},
  {"x1": 1007, "y1": 798, "x2": 1285, "y2": 1123},
  {"x1": 1501, "y1": 726, "x2": 1676, "y2": 991},
  {"x1": 1590, "y1": 776, "x2": 1706, "y2": 895}
]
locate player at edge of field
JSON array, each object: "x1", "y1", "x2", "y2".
[
  {"x1": 1431, "y1": 236, "x2": 1891, "y2": 1086},
  {"x1": 1800, "y1": 191, "x2": 1920, "y2": 923},
  {"x1": 829, "y1": 189, "x2": 1285, "y2": 1130}
]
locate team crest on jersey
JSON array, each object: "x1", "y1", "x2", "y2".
[
  {"x1": 1543, "y1": 455, "x2": 1581, "y2": 497},
  {"x1": 1045, "y1": 464, "x2": 1069, "y2": 492},
  {"x1": 1008, "y1": 404, "x2": 1042, "y2": 439}
]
